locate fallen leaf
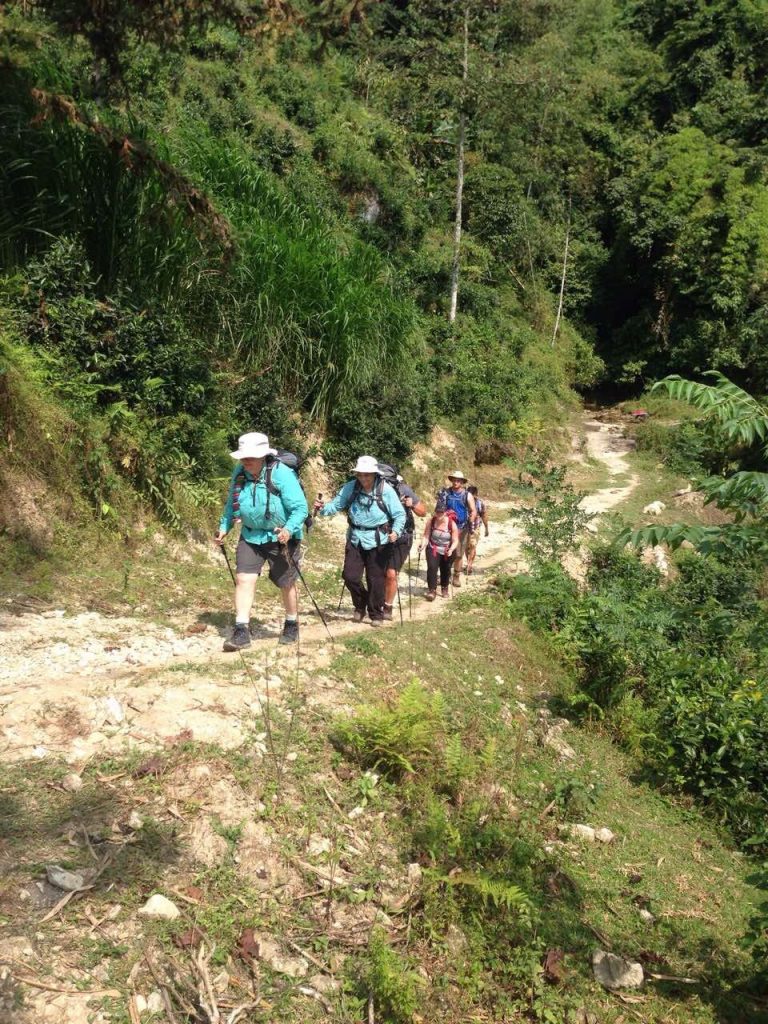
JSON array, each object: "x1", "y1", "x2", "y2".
[
  {"x1": 174, "y1": 926, "x2": 205, "y2": 949},
  {"x1": 132, "y1": 756, "x2": 165, "y2": 778},
  {"x1": 186, "y1": 623, "x2": 206, "y2": 635},
  {"x1": 237, "y1": 927, "x2": 260, "y2": 961},
  {"x1": 184, "y1": 885, "x2": 204, "y2": 902},
  {"x1": 542, "y1": 948, "x2": 564, "y2": 984}
]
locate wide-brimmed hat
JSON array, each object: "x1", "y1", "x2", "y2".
[
  {"x1": 353, "y1": 455, "x2": 379, "y2": 474},
  {"x1": 230, "y1": 432, "x2": 277, "y2": 461},
  {"x1": 447, "y1": 469, "x2": 467, "y2": 482}
]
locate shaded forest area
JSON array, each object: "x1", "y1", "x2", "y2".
[{"x1": 1, "y1": 0, "x2": 767, "y2": 525}]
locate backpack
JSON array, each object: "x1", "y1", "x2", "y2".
[
  {"x1": 438, "y1": 486, "x2": 470, "y2": 528},
  {"x1": 234, "y1": 450, "x2": 313, "y2": 532},
  {"x1": 343, "y1": 474, "x2": 394, "y2": 547},
  {"x1": 377, "y1": 462, "x2": 415, "y2": 536}
]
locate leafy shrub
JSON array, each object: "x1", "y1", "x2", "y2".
[
  {"x1": 498, "y1": 563, "x2": 578, "y2": 631},
  {"x1": 646, "y1": 658, "x2": 768, "y2": 844},
  {"x1": 330, "y1": 681, "x2": 446, "y2": 778},
  {"x1": 355, "y1": 929, "x2": 423, "y2": 1024},
  {"x1": 510, "y1": 466, "x2": 596, "y2": 566}
]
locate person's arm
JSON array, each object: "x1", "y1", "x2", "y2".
[
  {"x1": 467, "y1": 491, "x2": 477, "y2": 520},
  {"x1": 482, "y1": 504, "x2": 489, "y2": 536},
  {"x1": 384, "y1": 484, "x2": 406, "y2": 541},
  {"x1": 419, "y1": 517, "x2": 433, "y2": 551},
  {"x1": 273, "y1": 464, "x2": 309, "y2": 541},
  {"x1": 214, "y1": 465, "x2": 240, "y2": 544},
  {"x1": 447, "y1": 520, "x2": 459, "y2": 556},
  {"x1": 315, "y1": 480, "x2": 354, "y2": 517}
]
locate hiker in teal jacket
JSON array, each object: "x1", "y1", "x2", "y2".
[
  {"x1": 314, "y1": 455, "x2": 405, "y2": 626},
  {"x1": 215, "y1": 432, "x2": 308, "y2": 650}
]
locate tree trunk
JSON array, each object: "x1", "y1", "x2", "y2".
[
  {"x1": 448, "y1": 5, "x2": 470, "y2": 324},
  {"x1": 551, "y1": 198, "x2": 571, "y2": 347}
]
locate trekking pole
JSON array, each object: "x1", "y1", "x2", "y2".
[
  {"x1": 221, "y1": 545, "x2": 237, "y2": 587},
  {"x1": 407, "y1": 550, "x2": 413, "y2": 620},
  {"x1": 282, "y1": 542, "x2": 335, "y2": 645},
  {"x1": 336, "y1": 578, "x2": 346, "y2": 612}
]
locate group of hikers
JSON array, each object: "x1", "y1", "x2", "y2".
[{"x1": 214, "y1": 432, "x2": 489, "y2": 650}]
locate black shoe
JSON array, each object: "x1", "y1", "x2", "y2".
[
  {"x1": 382, "y1": 604, "x2": 393, "y2": 621},
  {"x1": 279, "y1": 619, "x2": 299, "y2": 645},
  {"x1": 351, "y1": 609, "x2": 366, "y2": 623},
  {"x1": 223, "y1": 623, "x2": 251, "y2": 652}
]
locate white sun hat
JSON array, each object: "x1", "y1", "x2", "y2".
[
  {"x1": 447, "y1": 469, "x2": 467, "y2": 481},
  {"x1": 230, "y1": 432, "x2": 277, "y2": 460},
  {"x1": 353, "y1": 455, "x2": 380, "y2": 474}
]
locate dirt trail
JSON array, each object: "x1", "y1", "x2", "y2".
[{"x1": 0, "y1": 418, "x2": 637, "y2": 764}]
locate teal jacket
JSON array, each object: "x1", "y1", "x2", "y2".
[
  {"x1": 219, "y1": 461, "x2": 308, "y2": 543},
  {"x1": 318, "y1": 478, "x2": 406, "y2": 551}
]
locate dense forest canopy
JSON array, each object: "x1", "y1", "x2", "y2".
[{"x1": 1, "y1": 0, "x2": 767, "y2": 519}]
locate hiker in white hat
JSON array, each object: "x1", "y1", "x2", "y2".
[
  {"x1": 437, "y1": 469, "x2": 477, "y2": 587},
  {"x1": 214, "y1": 432, "x2": 308, "y2": 650},
  {"x1": 313, "y1": 456, "x2": 406, "y2": 626}
]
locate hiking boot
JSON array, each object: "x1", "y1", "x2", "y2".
[
  {"x1": 441, "y1": 587, "x2": 450, "y2": 598},
  {"x1": 370, "y1": 618, "x2": 383, "y2": 628},
  {"x1": 452, "y1": 574, "x2": 462, "y2": 588},
  {"x1": 278, "y1": 619, "x2": 299, "y2": 645},
  {"x1": 425, "y1": 590, "x2": 436, "y2": 602},
  {"x1": 223, "y1": 624, "x2": 251, "y2": 652},
  {"x1": 351, "y1": 609, "x2": 366, "y2": 623},
  {"x1": 382, "y1": 604, "x2": 393, "y2": 621}
]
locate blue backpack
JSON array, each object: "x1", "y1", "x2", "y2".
[{"x1": 439, "y1": 487, "x2": 470, "y2": 528}]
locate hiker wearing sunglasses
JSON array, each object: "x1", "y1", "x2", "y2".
[
  {"x1": 313, "y1": 456, "x2": 406, "y2": 626},
  {"x1": 215, "y1": 432, "x2": 308, "y2": 650}
]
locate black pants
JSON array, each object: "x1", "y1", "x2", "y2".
[
  {"x1": 426, "y1": 547, "x2": 452, "y2": 591},
  {"x1": 343, "y1": 542, "x2": 391, "y2": 621}
]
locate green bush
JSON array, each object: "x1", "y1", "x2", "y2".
[
  {"x1": 330, "y1": 681, "x2": 447, "y2": 778},
  {"x1": 355, "y1": 929, "x2": 423, "y2": 1024}
]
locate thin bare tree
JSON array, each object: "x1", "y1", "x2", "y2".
[
  {"x1": 448, "y1": 4, "x2": 470, "y2": 323},
  {"x1": 552, "y1": 196, "x2": 571, "y2": 346}
]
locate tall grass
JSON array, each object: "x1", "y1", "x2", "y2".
[{"x1": 0, "y1": 66, "x2": 422, "y2": 423}]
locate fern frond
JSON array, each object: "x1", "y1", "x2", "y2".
[{"x1": 441, "y1": 870, "x2": 530, "y2": 916}]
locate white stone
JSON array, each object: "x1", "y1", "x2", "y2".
[
  {"x1": 592, "y1": 949, "x2": 644, "y2": 990},
  {"x1": 102, "y1": 697, "x2": 125, "y2": 724},
  {"x1": 138, "y1": 894, "x2": 180, "y2": 920},
  {"x1": 146, "y1": 992, "x2": 164, "y2": 1013},
  {"x1": 594, "y1": 827, "x2": 615, "y2": 844},
  {"x1": 407, "y1": 863, "x2": 423, "y2": 885},
  {"x1": 128, "y1": 811, "x2": 144, "y2": 830},
  {"x1": 638, "y1": 908, "x2": 654, "y2": 924},
  {"x1": 642, "y1": 500, "x2": 666, "y2": 516},
  {"x1": 61, "y1": 773, "x2": 83, "y2": 793},
  {"x1": 562, "y1": 824, "x2": 596, "y2": 842},
  {"x1": 46, "y1": 865, "x2": 86, "y2": 891}
]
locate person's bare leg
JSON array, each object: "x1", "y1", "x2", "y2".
[
  {"x1": 280, "y1": 582, "x2": 298, "y2": 617},
  {"x1": 385, "y1": 568, "x2": 398, "y2": 606},
  {"x1": 235, "y1": 573, "x2": 259, "y2": 621}
]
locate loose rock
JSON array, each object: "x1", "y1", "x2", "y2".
[
  {"x1": 46, "y1": 865, "x2": 87, "y2": 892},
  {"x1": 61, "y1": 772, "x2": 83, "y2": 793},
  {"x1": 138, "y1": 894, "x2": 181, "y2": 921},
  {"x1": 592, "y1": 949, "x2": 644, "y2": 990}
]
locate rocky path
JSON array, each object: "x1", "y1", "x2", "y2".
[{"x1": 0, "y1": 418, "x2": 637, "y2": 765}]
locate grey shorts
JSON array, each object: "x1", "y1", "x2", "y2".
[{"x1": 235, "y1": 538, "x2": 300, "y2": 588}]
